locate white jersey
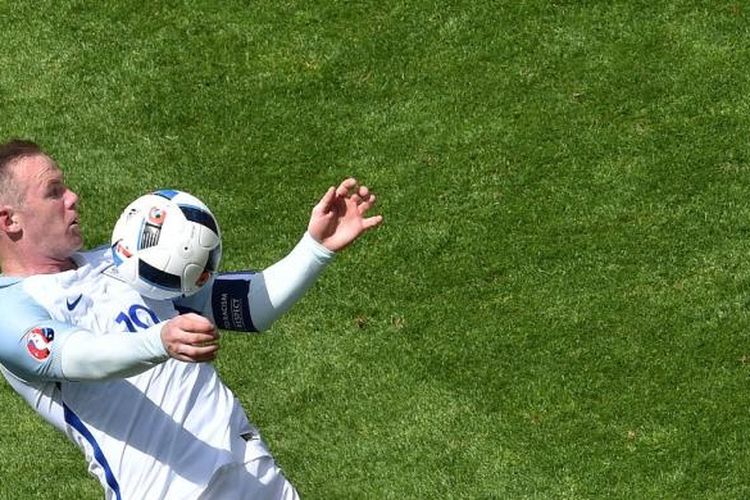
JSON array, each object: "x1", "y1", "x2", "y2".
[{"x1": 0, "y1": 248, "x2": 271, "y2": 499}]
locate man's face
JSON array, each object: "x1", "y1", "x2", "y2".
[{"x1": 11, "y1": 154, "x2": 83, "y2": 260}]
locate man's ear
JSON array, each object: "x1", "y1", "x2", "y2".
[{"x1": 0, "y1": 205, "x2": 21, "y2": 235}]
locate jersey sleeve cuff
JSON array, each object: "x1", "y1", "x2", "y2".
[{"x1": 302, "y1": 232, "x2": 336, "y2": 263}]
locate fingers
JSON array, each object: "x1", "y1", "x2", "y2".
[
  {"x1": 181, "y1": 330, "x2": 220, "y2": 345},
  {"x1": 350, "y1": 185, "x2": 369, "y2": 205},
  {"x1": 331, "y1": 179, "x2": 376, "y2": 205},
  {"x1": 171, "y1": 312, "x2": 217, "y2": 334},
  {"x1": 362, "y1": 214, "x2": 384, "y2": 230},
  {"x1": 178, "y1": 344, "x2": 219, "y2": 362},
  {"x1": 336, "y1": 178, "x2": 357, "y2": 197},
  {"x1": 162, "y1": 314, "x2": 221, "y2": 363},
  {"x1": 315, "y1": 186, "x2": 336, "y2": 214},
  {"x1": 357, "y1": 193, "x2": 377, "y2": 214},
  {"x1": 170, "y1": 342, "x2": 220, "y2": 363},
  {"x1": 318, "y1": 179, "x2": 366, "y2": 215},
  {"x1": 328, "y1": 179, "x2": 381, "y2": 222}
]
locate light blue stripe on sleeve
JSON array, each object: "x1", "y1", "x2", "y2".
[{"x1": 0, "y1": 280, "x2": 80, "y2": 382}]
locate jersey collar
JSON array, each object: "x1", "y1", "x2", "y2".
[{"x1": 0, "y1": 275, "x2": 22, "y2": 288}]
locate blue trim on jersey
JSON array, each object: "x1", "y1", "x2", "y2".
[{"x1": 63, "y1": 403, "x2": 122, "y2": 500}]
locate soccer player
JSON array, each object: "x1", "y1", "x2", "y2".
[{"x1": 0, "y1": 139, "x2": 383, "y2": 499}]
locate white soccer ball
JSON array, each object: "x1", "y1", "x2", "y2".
[{"x1": 111, "y1": 189, "x2": 222, "y2": 300}]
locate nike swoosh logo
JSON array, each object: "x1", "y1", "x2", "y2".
[{"x1": 66, "y1": 294, "x2": 83, "y2": 311}]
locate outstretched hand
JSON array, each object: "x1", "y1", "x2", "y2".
[{"x1": 308, "y1": 178, "x2": 383, "y2": 252}]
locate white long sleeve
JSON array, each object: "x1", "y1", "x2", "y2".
[
  {"x1": 60, "y1": 323, "x2": 168, "y2": 381},
  {"x1": 249, "y1": 232, "x2": 335, "y2": 331}
]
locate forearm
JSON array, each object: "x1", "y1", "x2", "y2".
[
  {"x1": 250, "y1": 232, "x2": 335, "y2": 331},
  {"x1": 60, "y1": 323, "x2": 168, "y2": 381}
]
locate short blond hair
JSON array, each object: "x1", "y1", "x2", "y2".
[{"x1": 0, "y1": 139, "x2": 46, "y2": 205}]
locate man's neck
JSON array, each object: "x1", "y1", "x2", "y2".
[{"x1": 1, "y1": 255, "x2": 77, "y2": 276}]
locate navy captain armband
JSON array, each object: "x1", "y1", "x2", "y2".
[{"x1": 211, "y1": 274, "x2": 257, "y2": 332}]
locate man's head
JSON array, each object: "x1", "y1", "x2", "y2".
[{"x1": 0, "y1": 139, "x2": 82, "y2": 275}]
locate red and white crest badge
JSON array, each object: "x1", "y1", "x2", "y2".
[{"x1": 24, "y1": 327, "x2": 55, "y2": 362}]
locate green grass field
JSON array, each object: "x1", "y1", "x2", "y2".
[{"x1": 1, "y1": 0, "x2": 750, "y2": 497}]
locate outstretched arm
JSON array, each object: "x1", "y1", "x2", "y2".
[
  {"x1": 249, "y1": 178, "x2": 382, "y2": 330},
  {"x1": 251, "y1": 178, "x2": 383, "y2": 329},
  {"x1": 179, "y1": 178, "x2": 383, "y2": 332},
  {"x1": 61, "y1": 314, "x2": 219, "y2": 381}
]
